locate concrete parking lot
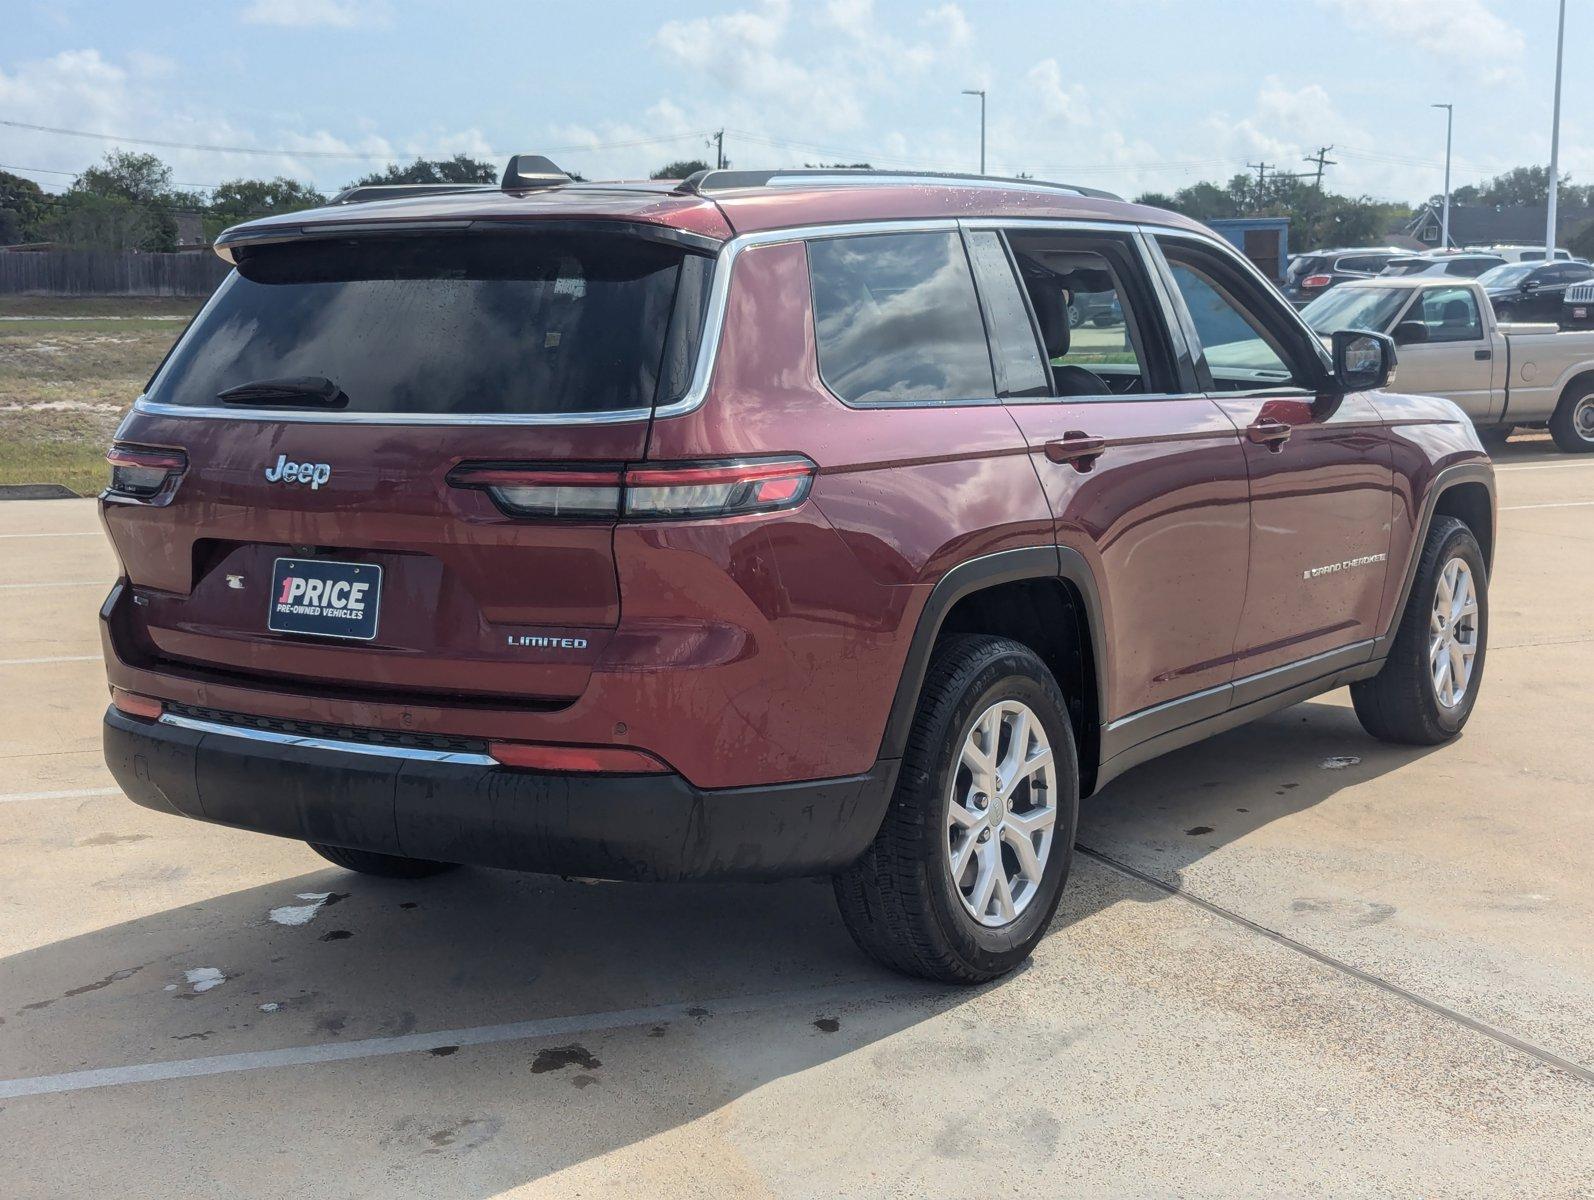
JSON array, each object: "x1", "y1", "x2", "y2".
[{"x1": 1, "y1": 439, "x2": 1591, "y2": 1198}]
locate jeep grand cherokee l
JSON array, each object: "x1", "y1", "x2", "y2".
[{"x1": 100, "y1": 160, "x2": 1495, "y2": 983}]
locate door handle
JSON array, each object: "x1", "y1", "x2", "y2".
[
  {"x1": 1474, "y1": 349, "x2": 1492, "y2": 361},
  {"x1": 1044, "y1": 433, "x2": 1107, "y2": 472},
  {"x1": 1247, "y1": 418, "x2": 1292, "y2": 451}
]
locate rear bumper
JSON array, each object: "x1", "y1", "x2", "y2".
[{"x1": 103, "y1": 708, "x2": 896, "y2": 882}]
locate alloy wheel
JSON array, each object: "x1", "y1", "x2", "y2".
[
  {"x1": 946, "y1": 700, "x2": 1057, "y2": 927},
  {"x1": 1430, "y1": 557, "x2": 1480, "y2": 708}
]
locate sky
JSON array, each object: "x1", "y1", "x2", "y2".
[{"x1": 3, "y1": 0, "x2": 1589, "y2": 205}]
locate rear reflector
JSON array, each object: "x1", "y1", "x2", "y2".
[
  {"x1": 449, "y1": 457, "x2": 816, "y2": 521},
  {"x1": 106, "y1": 443, "x2": 187, "y2": 500},
  {"x1": 111, "y1": 688, "x2": 163, "y2": 721},
  {"x1": 488, "y1": 741, "x2": 670, "y2": 774}
]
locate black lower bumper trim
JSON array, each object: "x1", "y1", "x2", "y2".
[{"x1": 103, "y1": 709, "x2": 897, "y2": 882}]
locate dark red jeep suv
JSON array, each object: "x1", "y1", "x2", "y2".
[{"x1": 100, "y1": 159, "x2": 1494, "y2": 982}]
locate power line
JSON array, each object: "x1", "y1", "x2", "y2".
[{"x1": 0, "y1": 118, "x2": 714, "y2": 161}]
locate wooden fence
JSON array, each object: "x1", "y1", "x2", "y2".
[{"x1": 0, "y1": 250, "x2": 229, "y2": 297}]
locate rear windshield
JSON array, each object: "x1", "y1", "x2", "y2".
[{"x1": 147, "y1": 232, "x2": 708, "y2": 416}]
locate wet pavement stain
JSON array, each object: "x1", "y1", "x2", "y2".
[
  {"x1": 428, "y1": 1045, "x2": 459, "y2": 1057},
  {"x1": 1185, "y1": 825, "x2": 1214, "y2": 836},
  {"x1": 318, "y1": 930, "x2": 353, "y2": 942},
  {"x1": 570, "y1": 1074, "x2": 599, "y2": 1089},
  {"x1": 647, "y1": 1024, "x2": 668, "y2": 1038},
  {"x1": 530, "y1": 1044, "x2": 601, "y2": 1074},
  {"x1": 19, "y1": 965, "x2": 144, "y2": 1013},
  {"x1": 813, "y1": 1018, "x2": 841, "y2": 1033}
]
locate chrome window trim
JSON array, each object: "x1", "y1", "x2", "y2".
[
  {"x1": 157, "y1": 712, "x2": 497, "y2": 765},
  {"x1": 134, "y1": 213, "x2": 1209, "y2": 428}
]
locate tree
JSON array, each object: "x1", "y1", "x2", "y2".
[
  {"x1": 0, "y1": 170, "x2": 47, "y2": 245},
  {"x1": 650, "y1": 159, "x2": 710, "y2": 180},
  {"x1": 67, "y1": 151, "x2": 185, "y2": 250},
  {"x1": 349, "y1": 155, "x2": 497, "y2": 188},
  {"x1": 205, "y1": 177, "x2": 326, "y2": 239},
  {"x1": 73, "y1": 151, "x2": 172, "y2": 203}
]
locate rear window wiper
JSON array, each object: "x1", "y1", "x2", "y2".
[{"x1": 217, "y1": 376, "x2": 348, "y2": 408}]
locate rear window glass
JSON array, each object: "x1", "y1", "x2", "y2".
[
  {"x1": 807, "y1": 231, "x2": 995, "y2": 406},
  {"x1": 147, "y1": 233, "x2": 702, "y2": 416}
]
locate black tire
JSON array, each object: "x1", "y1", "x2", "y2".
[
  {"x1": 833, "y1": 635, "x2": 1079, "y2": 983},
  {"x1": 307, "y1": 842, "x2": 459, "y2": 879},
  {"x1": 1351, "y1": 516, "x2": 1487, "y2": 745},
  {"x1": 1548, "y1": 379, "x2": 1594, "y2": 453}
]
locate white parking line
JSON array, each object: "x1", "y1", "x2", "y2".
[
  {"x1": 1494, "y1": 461, "x2": 1594, "y2": 472},
  {"x1": 0, "y1": 979, "x2": 913, "y2": 1100},
  {"x1": 0, "y1": 787, "x2": 121, "y2": 805},
  {"x1": 0, "y1": 581, "x2": 106, "y2": 590},
  {"x1": 1501, "y1": 501, "x2": 1594, "y2": 511},
  {"x1": 0, "y1": 655, "x2": 100, "y2": 666},
  {"x1": 0, "y1": 532, "x2": 102, "y2": 540}
]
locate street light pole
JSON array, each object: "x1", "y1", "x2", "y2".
[
  {"x1": 1546, "y1": 0, "x2": 1567, "y2": 256},
  {"x1": 961, "y1": 89, "x2": 986, "y2": 175},
  {"x1": 1432, "y1": 103, "x2": 1453, "y2": 250}
]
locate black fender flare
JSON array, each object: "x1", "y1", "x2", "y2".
[{"x1": 876, "y1": 545, "x2": 1109, "y2": 778}]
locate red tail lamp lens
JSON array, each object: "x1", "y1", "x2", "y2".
[
  {"x1": 449, "y1": 457, "x2": 816, "y2": 521},
  {"x1": 111, "y1": 688, "x2": 163, "y2": 721},
  {"x1": 106, "y1": 443, "x2": 187, "y2": 499},
  {"x1": 488, "y1": 742, "x2": 670, "y2": 774},
  {"x1": 1302, "y1": 274, "x2": 1333, "y2": 289}
]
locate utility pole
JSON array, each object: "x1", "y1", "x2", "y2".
[
  {"x1": 1247, "y1": 161, "x2": 1272, "y2": 209},
  {"x1": 1546, "y1": 0, "x2": 1567, "y2": 256},
  {"x1": 1431, "y1": 104, "x2": 1453, "y2": 249},
  {"x1": 961, "y1": 89, "x2": 986, "y2": 174},
  {"x1": 713, "y1": 129, "x2": 726, "y2": 171},
  {"x1": 1303, "y1": 145, "x2": 1336, "y2": 190}
]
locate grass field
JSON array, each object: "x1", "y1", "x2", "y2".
[{"x1": 0, "y1": 296, "x2": 198, "y2": 495}]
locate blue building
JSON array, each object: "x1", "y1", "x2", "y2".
[{"x1": 1207, "y1": 217, "x2": 1291, "y2": 283}]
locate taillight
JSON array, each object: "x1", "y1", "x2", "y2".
[
  {"x1": 106, "y1": 443, "x2": 187, "y2": 501},
  {"x1": 1302, "y1": 274, "x2": 1333, "y2": 289},
  {"x1": 449, "y1": 456, "x2": 816, "y2": 521},
  {"x1": 487, "y1": 741, "x2": 669, "y2": 774}
]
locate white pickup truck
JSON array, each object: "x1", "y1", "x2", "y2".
[{"x1": 1301, "y1": 276, "x2": 1594, "y2": 452}]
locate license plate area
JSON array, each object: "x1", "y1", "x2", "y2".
[{"x1": 268, "y1": 557, "x2": 381, "y2": 641}]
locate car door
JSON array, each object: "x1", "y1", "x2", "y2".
[
  {"x1": 1149, "y1": 232, "x2": 1396, "y2": 693},
  {"x1": 1391, "y1": 285, "x2": 1498, "y2": 420},
  {"x1": 963, "y1": 222, "x2": 1252, "y2": 733}
]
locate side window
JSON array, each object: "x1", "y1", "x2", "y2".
[
  {"x1": 1416, "y1": 286, "x2": 1483, "y2": 342},
  {"x1": 807, "y1": 231, "x2": 995, "y2": 406},
  {"x1": 1005, "y1": 231, "x2": 1169, "y2": 397},
  {"x1": 1158, "y1": 239, "x2": 1314, "y2": 393},
  {"x1": 964, "y1": 231, "x2": 1050, "y2": 398},
  {"x1": 1337, "y1": 254, "x2": 1387, "y2": 274}
]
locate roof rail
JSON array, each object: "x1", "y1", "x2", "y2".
[
  {"x1": 330, "y1": 183, "x2": 497, "y2": 205},
  {"x1": 674, "y1": 168, "x2": 1121, "y2": 202}
]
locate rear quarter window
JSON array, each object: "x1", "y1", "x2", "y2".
[{"x1": 807, "y1": 231, "x2": 995, "y2": 406}]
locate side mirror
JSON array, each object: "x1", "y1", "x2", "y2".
[
  {"x1": 1393, "y1": 320, "x2": 1429, "y2": 346},
  {"x1": 1330, "y1": 328, "x2": 1395, "y2": 393},
  {"x1": 1522, "y1": 279, "x2": 1539, "y2": 291}
]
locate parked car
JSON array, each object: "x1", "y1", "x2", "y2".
[
  {"x1": 1465, "y1": 244, "x2": 1577, "y2": 264},
  {"x1": 1068, "y1": 289, "x2": 1122, "y2": 327},
  {"x1": 1565, "y1": 280, "x2": 1594, "y2": 331},
  {"x1": 100, "y1": 161, "x2": 1496, "y2": 983},
  {"x1": 1380, "y1": 252, "x2": 1505, "y2": 279},
  {"x1": 1283, "y1": 247, "x2": 1406, "y2": 306},
  {"x1": 1302, "y1": 276, "x2": 1594, "y2": 451},
  {"x1": 1480, "y1": 260, "x2": 1594, "y2": 323}
]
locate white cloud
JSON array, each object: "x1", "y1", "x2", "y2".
[
  {"x1": 239, "y1": 0, "x2": 390, "y2": 30},
  {"x1": 1321, "y1": 0, "x2": 1524, "y2": 80}
]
